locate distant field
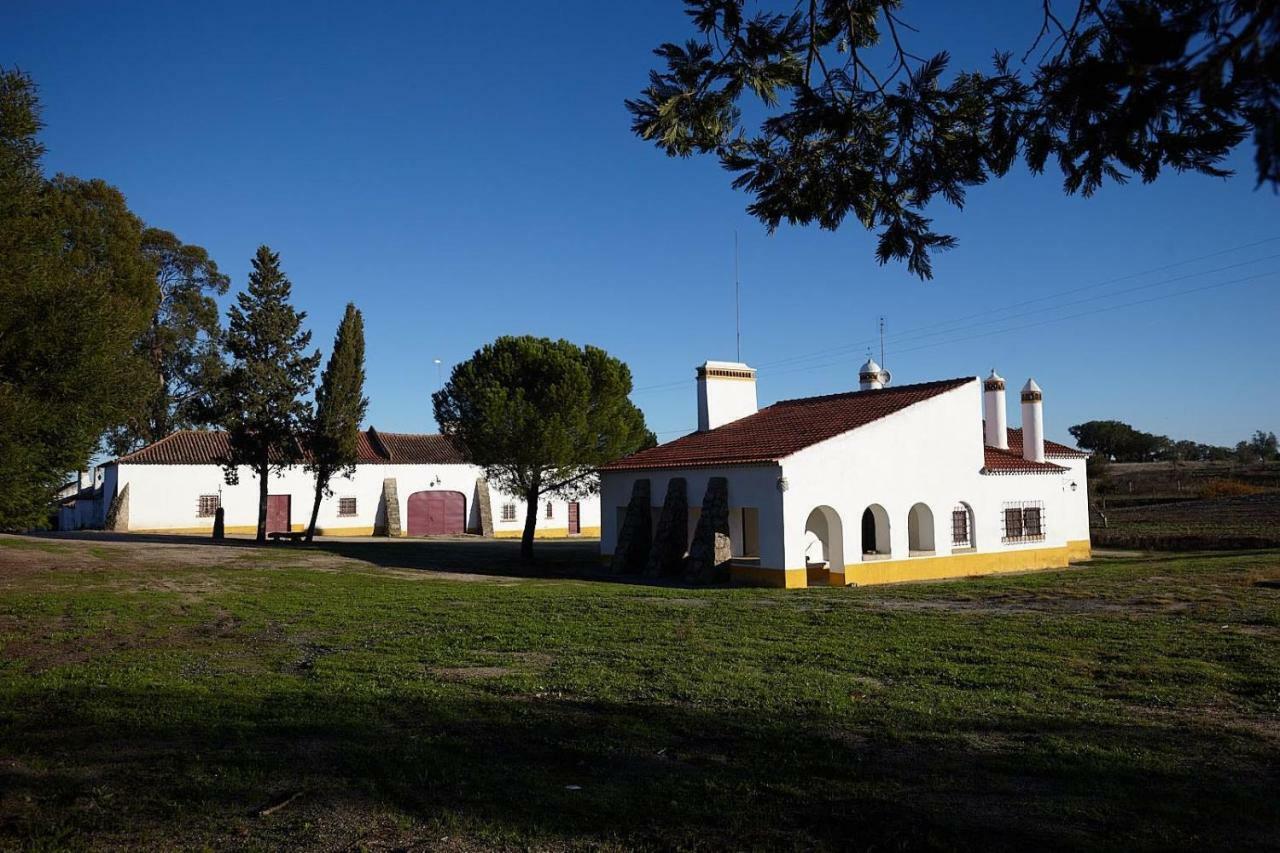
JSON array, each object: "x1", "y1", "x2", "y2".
[
  {"x1": 1092, "y1": 493, "x2": 1280, "y2": 550},
  {"x1": 1, "y1": 535, "x2": 1278, "y2": 851}
]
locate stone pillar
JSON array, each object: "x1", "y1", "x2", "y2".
[
  {"x1": 475, "y1": 479, "x2": 494, "y2": 538},
  {"x1": 379, "y1": 478, "x2": 401, "y2": 537},
  {"x1": 686, "y1": 477, "x2": 732, "y2": 584},
  {"x1": 645, "y1": 478, "x2": 688, "y2": 578},
  {"x1": 104, "y1": 483, "x2": 129, "y2": 532},
  {"x1": 609, "y1": 479, "x2": 651, "y2": 575}
]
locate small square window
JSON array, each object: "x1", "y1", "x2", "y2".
[
  {"x1": 197, "y1": 495, "x2": 219, "y2": 518},
  {"x1": 338, "y1": 497, "x2": 357, "y2": 517},
  {"x1": 501, "y1": 503, "x2": 517, "y2": 522}
]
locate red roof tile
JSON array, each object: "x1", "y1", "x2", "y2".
[
  {"x1": 600, "y1": 377, "x2": 973, "y2": 471},
  {"x1": 1005, "y1": 427, "x2": 1088, "y2": 458},
  {"x1": 982, "y1": 446, "x2": 1067, "y2": 475},
  {"x1": 115, "y1": 429, "x2": 465, "y2": 466}
]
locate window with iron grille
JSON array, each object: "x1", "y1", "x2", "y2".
[
  {"x1": 1002, "y1": 501, "x2": 1045, "y2": 543},
  {"x1": 501, "y1": 503, "x2": 517, "y2": 522},
  {"x1": 197, "y1": 495, "x2": 219, "y2": 517},
  {"x1": 545, "y1": 501, "x2": 554, "y2": 519},
  {"x1": 338, "y1": 497, "x2": 357, "y2": 517},
  {"x1": 951, "y1": 505, "x2": 971, "y2": 546}
]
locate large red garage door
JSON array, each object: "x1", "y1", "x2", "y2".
[{"x1": 407, "y1": 490, "x2": 466, "y2": 536}]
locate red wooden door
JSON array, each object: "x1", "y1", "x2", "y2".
[
  {"x1": 266, "y1": 494, "x2": 291, "y2": 534},
  {"x1": 407, "y1": 491, "x2": 466, "y2": 536},
  {"x1": 567, "y1": 502, "x2": 581, "y2": 535}
]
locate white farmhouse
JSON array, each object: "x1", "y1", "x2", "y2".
[
  {"x1": 599, "y1": 360, "x2": 1090, "y2": 587},
  {"x1": 80, "y1": 428, "x2": 599, "y2": 539}
]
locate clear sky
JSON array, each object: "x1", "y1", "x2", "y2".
[{"x1": 5, "y1": 1, "x2": 1277, "y2": 448}]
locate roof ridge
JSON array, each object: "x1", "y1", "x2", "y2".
[{"x1": 769, "y1": 376, "x2": 973, "y2": 408}]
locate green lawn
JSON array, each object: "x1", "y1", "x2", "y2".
[{"x1": 1, "y1": 536, "x2": 1277, "y2": 851}]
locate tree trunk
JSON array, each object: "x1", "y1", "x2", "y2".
[
  {"x1": 256, "y1": 463, "x2": 269, "y2": 543},
  {"x1": 520, "y1": 484, "x2": 541, "y2": 564},
  {"x1": 306, "y1": 468, "x2": 326, "y2": 543}
]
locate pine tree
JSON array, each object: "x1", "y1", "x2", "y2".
[
  {"x1": 218, "y1": 246, "x2": 320, "y2": 542},
  {"x1": 433, "y1": 336, "x2": 654, "y2": 563},
  {"x1": 304, "y1": 304, "x2": 368, "y2": 541}
]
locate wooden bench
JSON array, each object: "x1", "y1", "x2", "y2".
[{"x1": 268, "y1": 531, "x2": 308, "y2": 544}]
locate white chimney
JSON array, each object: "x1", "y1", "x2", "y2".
[
  {"x1": 858, "y1": 358, "x2": 891, "y2": 391},
  {"x1": 697, "y1": 361, "x2": 757, "y2": 431},
  {"x1": 1020, "y1": 378, "x2": 1045, "y2": 463},
  {"x1": 983, "y1": 369, "x2": 1008, "y2": 449}
]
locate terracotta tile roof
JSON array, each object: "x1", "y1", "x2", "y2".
[
  {"x1": 115, "y1": 428, "x2": 465, "y2": 466},
  {"x1": 981, "y1": 446, "x2": 1068, "y2": 475},
  {"x1": 1005, "y1": 427, "x2": 1088, "y2": 458},
  {"x1": 366, "y1": 429, "x2": 466, "y2": 464},
  {"x1": 600, "y1": 377, "x2": 973, "y2": 472}
]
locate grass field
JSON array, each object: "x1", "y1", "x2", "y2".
[{"x1": 1, "y1": 535, "x2": 1278, "y2": 851}]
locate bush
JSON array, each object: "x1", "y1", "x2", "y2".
[{"x1": 1198, "y1": 479, "x2": 1267, "y2": 499}]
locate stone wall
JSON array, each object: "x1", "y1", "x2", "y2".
[
  {"x1": 475, "y1": 479, "x2": 494, "y2": 537},
  {"x1": 378, "y1": 478, "x2": 401, "y2": 537},
  {"x1": 104, "y1": 483, "x2": 129, "y2": 532},
  {"x1": 645, "y1": 478, "x2": 688, "y2": 578},
  {"x1": 686, "y1": 477, "x2": 732, "y2": 584},
  {"x1": 609, "y1": 479, "x2": 651, "y2": 575}
]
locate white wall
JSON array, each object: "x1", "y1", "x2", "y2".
[
  {"x1": 778, "y1": 380, "x2": 1081, "y2": 570},
  {"x1": 599, "y1": 464, "x2": 785, "y2": 567},
  {"x1": 96, "y1": 462, "x2": 599, "y2": 537},
  {"x1": 1053, "y1": 455, "x2": 1092, "y2": 543}
]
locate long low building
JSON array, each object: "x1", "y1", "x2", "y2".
[
  {"x1": 598, "y1": 360, "x2": 1091, "y2": 588},
  {"x1": 74, "y1": 427, "x2": 599, "y2": 539}
]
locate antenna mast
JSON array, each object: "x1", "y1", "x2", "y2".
[
  {"x1": 734, "y1": 231, "x2": 741, "y2": 362},
  {"x1": 878, "y1": 315, "x2": 885, "y2": 367}
]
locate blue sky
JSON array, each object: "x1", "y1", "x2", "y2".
[{"x1": 5, "y1": 1, "x2": 1277, "y2": 447}]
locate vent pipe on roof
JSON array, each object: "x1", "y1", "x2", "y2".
[
  {"x1": 1020, "y1": 379, "x2": 1045, "y2": 463},
  {"x1": 983, "y1": 369, "x2": 1008, "y2": 449},
  {"x1": 696, "y1": 361, "x2": 757, "y2": 431}
]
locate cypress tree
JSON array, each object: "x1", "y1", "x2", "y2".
[
  {"x1": 218, "y1": 246, "x2": 320, "y2": 542},
  {"x1": 304, "y1": 304, "x2": 368, "y2": 541}
]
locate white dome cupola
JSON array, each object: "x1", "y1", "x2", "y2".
[{"x1": 858, "y1": 358, "x2": 891, "y2": 391}]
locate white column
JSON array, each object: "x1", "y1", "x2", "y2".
[
  {"x1": 1021, "y1": 379, "x2": 1045, "y2": 463},
  {"x1": 983, "y1": 370, "x2": 1008, "y2": 448}
]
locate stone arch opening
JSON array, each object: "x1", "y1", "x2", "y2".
[
  {"x1": 908, "y1": 502, "x2": 935, "y2": 554},
  {"x1": 860, "y1": 504, "x2": 890, "y2": 558},
  {"x1": 804, "y1": 506, "x2": 844, "y2": 586}
]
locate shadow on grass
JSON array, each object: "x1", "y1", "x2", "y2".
[
  {"x1": 2, "y1": 686, "x2": 1275, "y2": 851},
  {"x1": 23, "y1": 531, "x2": 715, "y2": 588}
]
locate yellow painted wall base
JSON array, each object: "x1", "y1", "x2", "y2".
[
  {"x1": 1066, "y1": 539, "x2": 1092, "y2": 562},
  {"x1": 132, "y1": 523, "x2": 374, "y2": 537},
  {"x1": 730, "y1": 565, "x2": 808, "y2": 589},
  {"x1": 841, "y1": 545, "x2": 1071, "y2": 586},
  {"x1": 494, "y1": 526, "x2": 600, "y2": 540}
]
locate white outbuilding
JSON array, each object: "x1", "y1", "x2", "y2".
[
  {"x1": 77, "y1": 428, "x2": 599, "y2": 539},
  {"x1": 599, "y1": 361, "x2": 1091, "y2": 587}
]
